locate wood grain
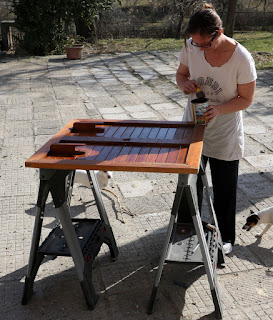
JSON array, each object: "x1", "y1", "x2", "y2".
[{"x1": 25, "y1": 119, "x2": 205, "y2": 174}]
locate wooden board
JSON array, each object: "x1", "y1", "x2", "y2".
[{"x1": 25, "y1": 119, "x2": 205, "y2": 174}]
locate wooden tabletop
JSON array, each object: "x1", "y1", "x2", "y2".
[{"x1": 25, "y1": 119, "x2": 205, "y2": 174}]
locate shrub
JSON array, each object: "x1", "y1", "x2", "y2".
[{"x1": 12, "y1": 0, "x2": 115, "y2": 55}]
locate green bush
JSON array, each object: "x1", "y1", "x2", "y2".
[{"x1": 12, "y1": 0, "x2": 115, "y2": 55}]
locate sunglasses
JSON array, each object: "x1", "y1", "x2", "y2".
[{"x1": 191, "y1": 32, "x2": 218, "y2": 48}]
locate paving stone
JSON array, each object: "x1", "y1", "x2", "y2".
[
  {"x1": 131, "y1": 111, "x2": 158, "y2": 119},
  {"x1": 0, "y1": 52, "x2": 273, "y2": 320},
  {"x1": 119, "y1": 180, "x2": 154, "y2": 198},
  {"x1": 245, "y1": 154, "x2": 273, "y2": 168}
]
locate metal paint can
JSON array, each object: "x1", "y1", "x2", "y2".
[{"x1": 191, "y1": 98, "x2": 209, "y2": 124}]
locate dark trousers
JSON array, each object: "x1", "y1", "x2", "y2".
[
  {"x1": 178, "y1": 156, "x2": 239, "y2": 245},
  {"x1": 198, "y1": 156, "x2": 239, "y2": 245}
]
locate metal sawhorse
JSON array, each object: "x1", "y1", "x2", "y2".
[
  {"x1": 147, "y1": 161, "x2": 225, "y2": 319},
  {"x1": 22, "y1": 169, "x2": 118, "y2": 309}
]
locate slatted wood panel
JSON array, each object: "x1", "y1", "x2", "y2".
[{"x1": 25, "y1": 119, "x2": 205, "y2": 174}]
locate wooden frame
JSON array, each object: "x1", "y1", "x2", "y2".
[{"x1": 26, "y1": 119, "x2": 205, "y2": 174}]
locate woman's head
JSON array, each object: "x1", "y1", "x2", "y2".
[{"x1": 185, "y1": 3, "x2": 222, "y2": 41}]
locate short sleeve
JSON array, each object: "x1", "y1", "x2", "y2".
[
  {"x1": 177, "y1": 39, "x2": 192, "y2": 67},
  {"x1": 237, "y1": 49, "x2": 257, "y2": 84}
]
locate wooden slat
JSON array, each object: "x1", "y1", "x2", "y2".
[
  {"x1": 135, "y1": 147, "x2": 150, "y2": 162},
  {"x1": 182, "y1": 126, "x2": 193, "y2": 145},
  {"x1": 185, "y1": 125, "x2": 204, "y2": 169},
  {"x1": 105, "y1": 146, "x2": 123, "y2": 161},
  {"x1": 156, "y1": 127, "x2": 168, "y2": 140},
  {"x1": 84, "y1": 145, "x2": 104, "y2": 161},
  {"x1": 126, "y1": 146, "x2": 141, "y2": 162},
  {"x1": 113, "y1": 126, "x2": 127, "y2": 137},
  {"x1": 139, "y1": 127, "x2": 152, "y2": 139},
  {"x1": 114, "y1": 146, "x2": 132, "y2": 162},
  {"x1": 130, "y1": 127, "x2": 144, "y2": 138},
  {"x1": 25, "y1": 158, "x2": 199, "y2": 174},
  {"x1": 60, "y1": 136, "x2": 190, "y2": 147},
  {"x1": 148, "y1": 127, "x2": 160, "y2": 139},
  {"x1": 165, "y1": 128, "x2": 177, "y2": 140},
  {"x1": 104, "y1": 126, "x2": 119, "y2": 137},
  {"x1": 93, "y1": 145, "x2": 113, "y2": 162},
  {"x1": 145, "y1": 147, "x2": 161, "y2": 163},
  {"x1": 165, "y1": 148, "x2": 179, "y2": 163},
  {"x1": 174, "y1": 127, "x2": 186, "y2": 140},
  {"x1": 25, "y1": 119, "x2": 205, "y2": 174},
  {"x1": 176, "y1": 147, "x2": 188, "y2": 165},
  {"x1": 70, "y1": 119, "x2": 195, "y2": 128},
  {"x1": 121, "y1": 126, "x2": 135, "y2": 139},
  {"x1": 156, "y1": 148, "x2": 169, "y2": 163}
]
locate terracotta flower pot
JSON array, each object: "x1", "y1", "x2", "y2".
[{"x1": 65, "y1": 44, "x2": 84, "y2": 59}]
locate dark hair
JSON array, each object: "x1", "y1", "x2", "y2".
[{"x1": 184, "y1": 3, "x2": 222, "y2": 40}]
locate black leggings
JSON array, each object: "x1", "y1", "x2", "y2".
[{"x1": 198, "y1": 156, "x2": 239, "y2": 245}]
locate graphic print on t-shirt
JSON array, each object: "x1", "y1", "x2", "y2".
[{"x1": 197, "y1": 76, "x2": 223, "y2": 104}]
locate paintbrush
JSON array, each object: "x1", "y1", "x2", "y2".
[{"x1": 196, "y1": 87, "x2": 205, "y2": 99}]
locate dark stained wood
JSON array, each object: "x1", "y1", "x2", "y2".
[
  {"x1": 72, "y1": 122, "x2": 105, "y2": 134},
  {"x1": 60, "y1": 136, "x2": 193, "y2": 147},
  {"x1": 25, "y1": 119, "x2": 205, "y2": 174},
  {"x1": 49, "y1": 143, "x2": 86, "y2": 157}
]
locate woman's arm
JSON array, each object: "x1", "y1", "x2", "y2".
[
  {"x1": 205, "y1": 80, "x2": 256, "y2": 122},
  {"x1": 176, "y1": 63, "x2": 199, "y2": 94}
]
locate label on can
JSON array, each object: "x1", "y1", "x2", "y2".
[{"x1": 191, "y1": 98, "x2": 209, "y2": 124}]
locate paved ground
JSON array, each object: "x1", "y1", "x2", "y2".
[{"x1": 0, "y1": 50, "x2": 273, "y2": 320}]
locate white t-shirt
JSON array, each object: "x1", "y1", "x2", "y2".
[{"x1": 178, "y1": 38, "x2": 257, "y2": 161}]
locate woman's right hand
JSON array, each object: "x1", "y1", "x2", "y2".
[
  {"x1": 182, "y1": 79, "x2": 200, "y2": 95},
  {"x1": 176, "y1": 63, "x2": 200, "y2": 95}
]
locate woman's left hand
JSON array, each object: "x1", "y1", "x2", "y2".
[{"x1": 205, "y1": 105, "x2": 221, "y2": 123}]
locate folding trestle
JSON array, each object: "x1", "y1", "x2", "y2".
[
  {"x1": 147, "y1": 162, "x2": 225, "y2": 319},
  {"x1": 22, "y1": 169, "x2": 118, "y2": 309}
]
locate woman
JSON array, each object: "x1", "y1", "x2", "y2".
[{"x1": 176, "y1": 3, "x2": 257, "y2": 254}]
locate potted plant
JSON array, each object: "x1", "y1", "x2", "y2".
[{"x1": 65, "y1": 35, "x2": 85, "y2": 59}]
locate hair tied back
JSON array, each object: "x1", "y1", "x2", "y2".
[{"x1": 203, "y1": 3, "x2": 216, "y2": 11}]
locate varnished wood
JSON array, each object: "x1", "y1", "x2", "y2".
[
  {"x1": 72, "y1": 122, "x2": 105, "y2": 134},
  {"x1": 25, "y1": 119, "x2": 205, "y2": 174}
]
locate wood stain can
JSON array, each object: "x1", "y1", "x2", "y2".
[{"x1": 191, "y1": 98, "x2": 209, "y2": 124}]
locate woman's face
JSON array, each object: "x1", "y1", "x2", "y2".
[{"x1": 191, "y1": 32, "x2": 218, "y2": 51}]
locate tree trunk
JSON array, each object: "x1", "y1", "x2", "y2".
[
  {"x1": 224, "y1": 0, "x2": 238, "y2": 37},
  {"x1": 75, "y1": 19, "x2": 91, "y2": 39},
  {"x1": 175, "y1": 9, "x2": 184, "y2": 39}
]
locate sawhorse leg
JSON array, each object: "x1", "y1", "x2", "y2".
[
  {"x1": 56, "y1": 202, "x2": 99, "y2": 309},
  {"x1": 22, "y1": 169, "x2": 118, "y2": 309},
  {"x1": 199, "y1": 163, "x2": 225, "y2": 266},
  {"x1": 185, "y1": 174, "x2": 223, "y2": 319},
  {"x1": 147, "y1": 168, "x2": 224, "y2": 319},
  {"x1": 147, "y1": 182, "x2": 184, "y2": 314},
  {"x1": 87, "y1": 171, "x2": 118, "y2": 260},
  {"x1": 22, "y1": 179, "x2": 49, "y2": 305}
]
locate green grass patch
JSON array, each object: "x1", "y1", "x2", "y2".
[
  {"x1": 234, "y1": 31, "x2": 273, "y2": 52},
  {"x1": 86, "y1": 31, "x2": 273, "y2": 69},
  {"x1": 234, "y1": 31, "x2": 273, "y2": 69},
  {"x1": 86, "y1": 38, "x2": 185, "y2": 53}
]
